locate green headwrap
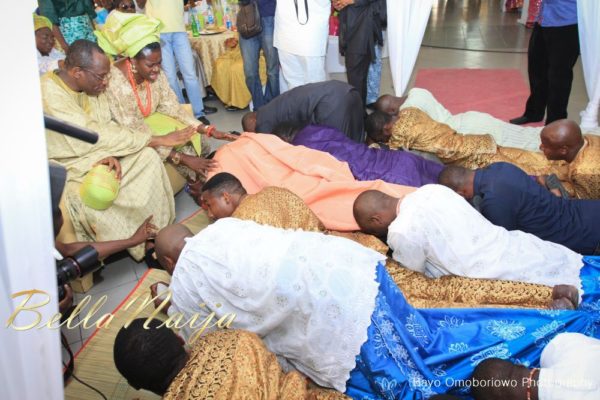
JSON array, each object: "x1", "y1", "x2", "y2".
[{"x1": 95, "y1": 11, "x2": 162, "y2": 58}]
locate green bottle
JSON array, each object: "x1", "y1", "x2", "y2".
[{"x1": 191, "y1": 10, "x2": 200, "y2": 37}]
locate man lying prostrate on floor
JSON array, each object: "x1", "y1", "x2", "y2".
[
  {"x1": 113, "y1": 318, "x2": 348, "y2": 399},
  {"x1": 439, "y1": 162, "x2": 600, "y2": 255},
  {"x1": 193, "y1": 173, "x2": 569, "y2": 310},
  {"x1": 471, "y1": 333, "x2": 600, "y2": 400},
  {"x1": 374, "y1": 89, "x2": 546, "y2": 151},
  {"x1": 352, "y1": 184, "x2": 598, "y2": 309},
  {"x1": 272, "y1": 122, "x2": 443, "y2": 187},
  {"x1": 241, "y1": 80, "x2": 365, "y2": 142},
  {"x1": 367, "y1": 108, "x2": 600, "y2": 200},
  {"x1": 129, "y1": 217, "x2": 600, "y2": 399}
]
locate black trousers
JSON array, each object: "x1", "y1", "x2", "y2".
[
  {"x1": 345, "y1": 52, "x2": 372, "y2": 107},
  {"x1": 524, "y1": 23, "x2": 580, "y2": 124}
]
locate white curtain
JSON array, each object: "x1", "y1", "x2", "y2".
[
  {"x1": 578, "y1": 0, "x2": 600, "y2": 130},
  {"x1": 0, "y1": 1, "x2": 64, "y2": 399},
  {"x1": 387, "y1": 0, "x2": 434, "y2": 96}
]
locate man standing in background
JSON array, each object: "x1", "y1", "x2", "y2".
[
  {"x1": 334, "y1": 0, "x2": 386, "y2": 108},
  {"x1": 239, "y1": 0, "x2": 279, "y2": 110},
  {"x1": 510, "y1": 0, "x2": 579, "y2": 126},
  {"x1": 274, "y1": 0, "x2": 331, "y2": 91}
]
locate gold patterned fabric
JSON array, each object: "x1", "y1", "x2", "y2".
[
  {"x1": 41, "y1": 71, "x2": 175, "y2": 260},
  {"x1": 566, "y1": 135, "x2": 600, "y2": 199},
  {"x1": 385, "y1": 259, "x2": 553, "y2": 309},
  {"x1": 391, "y1": 107, "x2": 560, "y2": 176},
  {"x1": 233, "y1": 187, "x2": 326, "y2": 232},
  {"x1": 211, "y1": 46, "x2": 267, "y2": 109},
  {"x1": 230, "y1": 185, "x2": 553, "y2": 309},
  {"x1": 106, "y1": 65, "x2": 212, "y2": 181},
  {"x1": 164, "y1": 329, "x2": 348, "y2": 400}
]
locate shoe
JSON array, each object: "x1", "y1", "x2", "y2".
[
  {"x1": 203, "y1": 92, "x2": 217, "y2": 101},
  {"x1": 509, "y1": 115, "x2": 543, "y2": 125},
  {"x1": 197, "y1": 116, "x2": 211, "y2": 125},
  {"x1": 225, "y1": 105, "x2": 243, "y2": 111},
  {"x1": 203, "y1": 105, "x2": 218, "y2": 114}
]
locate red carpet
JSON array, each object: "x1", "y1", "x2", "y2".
[{"x1": 414, "y1": 68, "x2": 543, "y2": 126}]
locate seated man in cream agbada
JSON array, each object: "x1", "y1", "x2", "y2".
[{"x1": 41, "y1": 39, "x2": 195, "y2": 260}]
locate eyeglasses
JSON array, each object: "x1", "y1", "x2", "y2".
[
  {"x1": 82, "y1": 68, "x2": 111, "y2": 83},
  {"x1": 119, "y1": 3, "x2": 135, "y2": 10}
]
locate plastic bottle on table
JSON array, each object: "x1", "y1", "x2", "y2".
[
  {"x1": 224, "y1": 7, "x2": 232, "y2": 30},
  {"x1": 207, "y1": 5, "x2": 215, "y2": 27}
]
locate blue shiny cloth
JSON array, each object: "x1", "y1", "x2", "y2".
[
  {"x1": 538, "y1": 0, "x2": 577, "y2": 27},
  {"x1": 345, "y1": 258, "x2": 600, "y2": 399}
]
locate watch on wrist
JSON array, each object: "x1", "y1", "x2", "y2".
[{"x1": 171, "y1": 152, "x2": 181, "y2": 165}]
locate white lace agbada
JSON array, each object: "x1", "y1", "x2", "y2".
[
  {"x1": 168, "y1": 218, "x2": 385, "y2": 392},
  {"x1": 388, "y1": 185, "x2": 584, "y2": 291}
]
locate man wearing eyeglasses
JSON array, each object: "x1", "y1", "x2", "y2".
[
  {"x1": 137, "y1": 0, "x2": 217, "y2": 125},
  {"x1": 40, "y1": 39, "x2": 194, "y2": 261}
]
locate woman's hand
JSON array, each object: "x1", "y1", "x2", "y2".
[
  {"x1": 129, "y1": 216, "x2": 158, "y2": 245},
  {"x1": 156, "y1": 126, "x2": 196, "y2": 147},
  {"x1": 94, "y1": 156, "x2": 122, "y2": 180},
  {"x1": 211, "y1": 129, "x2": 239, "y2": 141}
]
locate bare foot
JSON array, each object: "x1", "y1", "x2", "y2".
[
  {"x1": 550, "y1": 298, "x2": 575, "y2": 310},
  {"x1": 552, "y1": 285, "x2": 579, "y2": 308}
]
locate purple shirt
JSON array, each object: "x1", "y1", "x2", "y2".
[{"x1": 292, "y1": 125, "x2": 443, "y2": 187}]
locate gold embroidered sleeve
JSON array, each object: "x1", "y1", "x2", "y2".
[
  {"x1": 390, "y1": 108, "x2": 497, "y2": 166},
  {"x1": 233, "y1": 187, "x2": 325, "y2": 232},
  {"x1": 385, "y1": 259, "x2": 553, "y2": 309}
]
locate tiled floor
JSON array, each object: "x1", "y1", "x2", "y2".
[{"x1": 62, "y1": 0, "x2": 589, "y2": 353}]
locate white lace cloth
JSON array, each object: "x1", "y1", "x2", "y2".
[
  {"x1": 169, "y1": 218, "x2": 385, "y2": 391},
  {"x1": 388, "y1": 185, "x2": 584, "y2": 292}
]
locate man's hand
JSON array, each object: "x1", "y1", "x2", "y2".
[
  {"x1": 130, "y1": 216, "x2": 158, "y2": 245},
  {"x1": 94, "y1": 157, "x2": 122, "y2": 180},
  {"x1": 182, "y1": 156, "x2": 219, "y2": 180},
  {"x1": 535, "y1": 175, "x2": 547, "y2": 186},
  {"x1": 150, "y1": 281, "x2": 171, "y2": 312},
  {"x1": 58, "y1": 284, "x2": 73, "y2": 315},
  {"x1": 333, "y1": 0, "x2": 354, "y2": 11},
  {"x1": 159, "y1": 126, "x2": 197, "y2": 147}
]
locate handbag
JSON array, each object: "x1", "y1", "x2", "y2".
[{"x1": 237, "y1": 0, "x2": 262, "y2": 39}]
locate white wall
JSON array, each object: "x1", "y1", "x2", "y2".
[{"x1": 0, "y1": 1, "x2": 64, "y2": 399}]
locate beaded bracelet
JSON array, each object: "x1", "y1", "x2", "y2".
[{"x1": 205, "y1": 125, "x2": 215, "y2": 137}]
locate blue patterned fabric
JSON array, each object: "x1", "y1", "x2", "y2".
[
  {"x1": 59, "y1": 15, "x2": 96, "y2": 45},
  {"x1": 345, "y1": 257, "x2": 600, "y2": 399}
]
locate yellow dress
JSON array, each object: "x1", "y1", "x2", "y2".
[
  {"x1": 164, "y1": 329, "x2": 348, "y2": 400},
  {"x1": 41, "y1": 71, "x2": 175, "y2": 260},
  {"x1": 230, "y1": 186, "x2": 553, "y2": 309},
  {"x1": 391, "y1": 107, "x2": 562, "y2": 176}
]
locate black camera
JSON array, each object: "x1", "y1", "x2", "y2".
[{"x1": 56, "y1": 246, "x2": 100, "y2": 300}]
